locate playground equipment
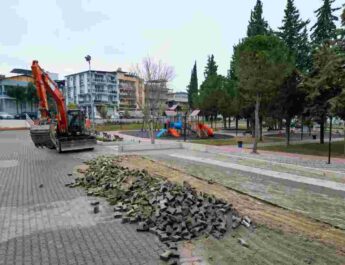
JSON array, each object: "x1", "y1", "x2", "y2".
[
  {"x1": 156, "y1": 109, "x2": 214, "y2": 139},
  {"x1": 197, "y1": 123, "x2": 214, "y2": 137},
  {"x1": 156, "y1": 128, "x2": 167, "y2": 138},
  {"x1": 157, "y1": 120, "x2": 181, "y2": 138}
]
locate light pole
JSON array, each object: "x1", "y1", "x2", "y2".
[
  {"x1": 85, "y1": 55, "x2": 94, "y2": 131},
  {"x1": 328, "y1": 116, "x2": 333, "y2": 164}
]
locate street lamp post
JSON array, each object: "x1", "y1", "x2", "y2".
[
  {"x1": 85, "y1": 55, "x2": 94, "y2": 131},
  {"x1": 328, "y1": 116, "x2": 333, "y2": 164}
]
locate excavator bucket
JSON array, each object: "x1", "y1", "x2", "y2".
[
  {"x1": 57, "y1": 136, "x2": 97, "y2": 152},
  {"x1": 30, "y1": 125, "x2": 56, "y2": 149}
]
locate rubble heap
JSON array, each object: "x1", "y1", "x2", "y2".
[{"x1": 70, "y1": 156, "x2": 252, "y2": 262}]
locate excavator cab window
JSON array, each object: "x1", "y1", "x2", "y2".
[{"x1": 67, "y1": 110, "x2": 85, "y2": 135}]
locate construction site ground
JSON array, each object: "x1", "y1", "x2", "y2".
[
  {"x1": 1, "y1": 130, "x2": 345, "y2": 264},
  {"x1": 120, "y1": 155, "x2": 345, "y2": 265}
]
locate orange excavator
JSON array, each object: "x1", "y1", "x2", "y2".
[{"x1": 29, "y1": 60, "x2": 96, "y2": 152}]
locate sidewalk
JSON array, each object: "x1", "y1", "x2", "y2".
[{"x1": 169, "y1": 153, "x2": 345, "y2": 194}]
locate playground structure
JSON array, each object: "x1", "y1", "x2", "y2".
[{"x1": 156, "y1": 109, "x2": 214, "y2": 139}]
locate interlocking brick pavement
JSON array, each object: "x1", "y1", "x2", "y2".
[{"x1": 0, "y1": 130, "x2": 164, "y2": 265}]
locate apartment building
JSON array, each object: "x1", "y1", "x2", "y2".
[
  {"x1": 167, "y1": 90, "x2": 188, "y2": 109},
  {"x1": 65, "y1": 71, "x2": 118, "y2": 118},
  {"x1": 0, "y1": 68, "x2": 59, "y2": 114},
  {"x1": 116, "y1": 68, "x2": 145, "y2": 111}
]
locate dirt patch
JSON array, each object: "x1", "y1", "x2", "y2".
[{"x1": 119, "y1": 155, "x2": 345, "y2": 255}]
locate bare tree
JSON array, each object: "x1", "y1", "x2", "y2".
[{"x1": 132, "y1": 56, "x2": 175, "y2": 144}]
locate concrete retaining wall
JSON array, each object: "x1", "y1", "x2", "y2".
[
  {"x1": 0, "y1": 120, "x2": 29, "y2": 129},
  {"x1": 119, "y1": 142, "x2": 183, "y2": 153}
]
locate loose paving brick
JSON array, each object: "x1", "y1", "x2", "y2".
[{"x1": 0, "y1": 131, "x2": 164, "y2": 265}]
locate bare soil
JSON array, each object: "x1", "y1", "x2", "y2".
[{"x1": 119, "y1": 155, "x2": 345, "y2": 255}]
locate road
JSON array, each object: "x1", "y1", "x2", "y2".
[{"x1": 0, "y1": 130, "x2": 164, "y2": 265}]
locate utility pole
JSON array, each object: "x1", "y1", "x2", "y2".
[
  {"x1": 85, "y1": 55, "x2": 94, "y2": 131},
  {"x1": 184, "y1": 112, "x2": 187, "y2": 142}
]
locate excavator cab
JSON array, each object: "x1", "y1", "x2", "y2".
[{"x1": 67, "y1": 109, "x2": 86, "y2": 135}]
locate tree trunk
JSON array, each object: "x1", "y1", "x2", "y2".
[
  {"x1": 286, "y1": 118, "x2": 291, "y2": 146},
  {"x1": 214, "y1": 115, "x2": 217, "y2": 130},
  {"x1": 252, "y1": 94, "x2": 260, "y2": 154},
  {"x1": 320, "y1": 120, "x2": 325, "y2": 144},
  {"x1": 223, "y1": 117, "x2": 227, "y2": 129},
  {"x1": 150, "y1": 119, "x2": 155, "y2": 144},
  {"x1": 251, "y1": 118, "x2": 255, "y2": 138},
  {"x1": 247, "y1": 119, "x2": 250, "y2": 130},
  {"x1": 259, "y1": 117, "x2": 263, "y2": 141},
  {"x1": 228, "y1": 117, "x2": 231, "y2": 129},
  {"x1": 235, "y1": 116, "x2": 239, "y2": 136},
  {"x1": 300, "y1": 116, "x2": 304, "y2": 141},
  {"x1": 279, "y1": 119, "x2": 283, "y2": 130}
]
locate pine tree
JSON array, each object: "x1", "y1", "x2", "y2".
[
  {"x1": 297, "y1": 26, "x2": 313, "y2": 72},
  {"x1": 204, "y1": 55, "x2": 218, "y2": 78},
  {"x1": 279, "y1": 0, "x2": 311, "y2": 72},
  {"x1": 311, "y1": 0, "x2": 340, "y2": 46},
  {"x1": 187, "y1": 62, "x2": 198, "y2": 109},
  {"x1": 247, "y1": 0, "x2": 269, "y2": 37}
]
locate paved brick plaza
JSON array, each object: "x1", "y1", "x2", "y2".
[{"x1": 0, "y1": 130, "x2": 164, "y2": 265}]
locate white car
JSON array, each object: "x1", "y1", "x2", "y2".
[{"x1": 0, "y1": 112, "x2": 14, "y2": 119}]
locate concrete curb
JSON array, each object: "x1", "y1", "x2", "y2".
[
  {"x1": 119, "y1": 142, "x2": 183, "y2": 153},
  {"x1": 96, "y1": 141, "x2": 122, "y2": 146}
]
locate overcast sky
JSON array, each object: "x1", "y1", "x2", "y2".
[{"x1": 0, "y1": 0, "x2": 343, "y2": 91}]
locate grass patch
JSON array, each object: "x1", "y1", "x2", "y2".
[
  {"x1": 261, "y1": 141, "x2": 345, "y2": 158},
  {"x1": 159, "y1": 159, "x2": 345, "y2": 229},
  {"x1": 190, "y1": 136, "x2": 284, "y2": 146},
  {"x1": 95, "y1": 123, "x2": 143, "y2": 131},
  {"x1": 196, "y1": 225, "x2": 345, "y2": 265}
]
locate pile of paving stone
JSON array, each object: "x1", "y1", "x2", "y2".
[{"x1": 70, "y1": 156, "x2": 252, "y2": 264}]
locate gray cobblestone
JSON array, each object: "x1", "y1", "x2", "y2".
[{"x1": 0, "y1": 131, "x2": 164, "y2": 265}]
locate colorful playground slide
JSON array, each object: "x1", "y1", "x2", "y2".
[
  {"x1": 168, "y1": 128, "x2": 180, "y2": 138},
  {"x1": 198, "y1": 124, "x2": 214, "y2": 137},
  {"x1": 156, "y1": 129, "x2": 167, "y2": 138}
]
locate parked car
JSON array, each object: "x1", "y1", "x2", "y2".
[
  {"x1": 0, "y1": 112, "x2": 14, "y2": 119},
  {"x1": 14, "y1": 112, "x2": 38, "y2": 120}
]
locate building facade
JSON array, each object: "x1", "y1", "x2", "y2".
[
  {"x1": 0, "y1": 74, "x2": 35, "y2": 114},
  {"x1": 167, "y1": 90, "x2": 188, "y2": 109},
  {"x1": 116, "y1": 69, "x2": 145, "y2": 111},
  {"x1": 0, "y1": 68, "x2": 59, "y2": 114},
  {"x1": 65, "y1": 71, "x2": 119, "y2": 118}
]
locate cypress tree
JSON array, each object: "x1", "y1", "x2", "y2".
[
  {"x1": 247, "y1": 0, "x2": 269, "y2": 37},
  {"x1": 311, "y1": 0, "x2": 340, "y2": 46},
  {"x1": 204, "y1": 55, "x2": 218, "y2": 78},
  {"x1": 279, "y1": 0, "x2": 311, "y2": 72},
  {"x1": 187, "y1": 62, "x2": 198, "y2": 109}
]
